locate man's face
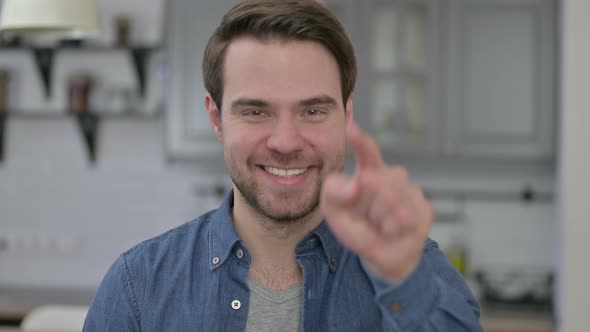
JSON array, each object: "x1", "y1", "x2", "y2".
[{"x1": 207, "y1": 37, "x2": 352, "y2": 222}]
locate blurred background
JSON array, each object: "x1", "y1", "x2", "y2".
[{"x1": 0, "y1": 0, "x2": 587, "y2": 331}]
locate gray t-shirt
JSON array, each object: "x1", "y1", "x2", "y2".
[{"x1": 246, "y1": 278, "x2": 302, "y2": 332}]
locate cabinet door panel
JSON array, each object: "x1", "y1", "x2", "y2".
[
  {"x1": 464, "y1": 9, "x2": 535, "y2": 138},
  {"x1": 363, "y1": 0, "x2": 441, "y2": 154},
  {"x1": 372, "y1": 4, "x2": 400, "y2": 72},
  {"x1": 446, "y1": 0, "x2": 555, "y2": 159}
]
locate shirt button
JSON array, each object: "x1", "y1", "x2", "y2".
[
  {"x1": 212, "y1": 257, "x2": 220, "y2": 265},
  {"x1": 231, "y1": 300, "x2": 241, "y2": 310},
  {"x1": 236, "y1": 249, "x2": 244, "y2": 259},
  {"x1": 391, "y1": 302, "x2": 402, "y2": 313}
]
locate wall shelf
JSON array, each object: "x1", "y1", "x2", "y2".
[
  {"x1": 0, "y1": 112, "x2": 5, "y2": 162},
  {"x1": 0, "y1": 44, "x2": 161, "y2": 98}
]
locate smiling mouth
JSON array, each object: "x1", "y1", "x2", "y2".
[{"x1": 263, "y1": 166, "x2": 308, "y2": 177}]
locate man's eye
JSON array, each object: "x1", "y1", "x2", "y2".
[
  {"x1": 303, "y1": 109, "x2": 328, "y2": 121},
  {"x1": 244, "y1": 109, "x2": 265, "y2": 117},
  {"x1": 306, "y1": 109, "x2": 326, "y2": 116}
]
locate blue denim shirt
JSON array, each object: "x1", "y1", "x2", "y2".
[{"x1": 84, "y1": 192, "x2": 482, "y2": 331}]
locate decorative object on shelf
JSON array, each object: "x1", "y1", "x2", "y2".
[
  {"x1": 114, "y1": 15, "x2": 132, "y2": 47},
  {"x1": 475, "y1": 268, "x2": 554, "y2": 312},
  {"x1": 68, "y1": 72, "x2": 99, "y2": 164},
  {"x1": 446, "y1": 237, "x2": 469, "y2": 275},
  {"x1": 68, "y1": 73, "x2": 94, "y2": 113},
  {"x1": 0, "y1": 69, "x2": 9, "y2": 162},
  {"x1": 0, "y1": 0, "x2": 100, "y2": 39},
  {"x1": 111, "y1": 14, "x2": 151, "y2": 98}
]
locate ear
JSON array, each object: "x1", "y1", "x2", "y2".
[
  {"x1": 205, "y1": 94, "x2": 222, "y2": 141},
  {"x1": 344, "y1": 94, "x2": 354, "y2": 127}
]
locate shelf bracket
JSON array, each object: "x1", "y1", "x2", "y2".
[
  {"x1": 130, "y1": 47, "x2": 150, "y2": 98},
  {"x1": 0, "y1": 112, "x2": 5, "y2": 162},
  {"x1": 74, "y1": 112, "x2": 100, "y2": 164},
  {"x1": 32, "y1": 48, "x2": 56, "y2": 98}
]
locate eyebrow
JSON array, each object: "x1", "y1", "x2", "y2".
[
  {"x1": 229, "y1": 94, "x2": 339, "y2": 112},
  {"x1": 230, "y1": 98, "x2": 270, "y2": 111},
  {"x1": 299, "y1": 95, "x2": 338, "y2": 108}
]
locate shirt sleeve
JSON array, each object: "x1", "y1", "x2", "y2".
[
  {"x1": 362, "y1": 239, "x2": 483, "y2": 332},
  {"x1": 83, "y1": 255, "x2": 141, "y2": 331}
]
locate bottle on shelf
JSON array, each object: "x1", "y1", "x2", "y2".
[{"x1": 446, "y1": 236, "x2": 469, "y2": 275}]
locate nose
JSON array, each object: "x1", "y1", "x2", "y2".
[{"x1": 266, "y1": 115, "x2": 305, "y2": 154}]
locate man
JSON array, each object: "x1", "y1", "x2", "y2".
[{"x1": 84, "y1": 0, "x2": 482, "y2": 331}]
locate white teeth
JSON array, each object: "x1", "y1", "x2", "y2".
[{"x1": 264, "y1": 166, "x2": 307, "y2": 177}]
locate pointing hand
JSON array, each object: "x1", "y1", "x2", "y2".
[{"x1": 321, "y1": 122, "x2": 434, "y2": 283}]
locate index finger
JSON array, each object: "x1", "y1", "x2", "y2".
[{"x1": 347, "y1": 121, "x2": 384, "y2": 170}]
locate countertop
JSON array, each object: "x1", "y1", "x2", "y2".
[{"x1": 481, "y1": 306, "x2": 555, "y2": 332}]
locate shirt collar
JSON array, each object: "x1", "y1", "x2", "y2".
[
  {"x1": 208, "y1": 189, "x2": 344, "y2": 271},
  {"x1": 304, "y1": 221, "x2": 342, "y2": 272},
  {"x1": 208, "y1": 190, "x2": 242, "y2": 270}
]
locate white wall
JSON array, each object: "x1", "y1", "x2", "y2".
[
  {"x1": 558, "y1": 0, "x2": 590, "y2": 330},
  {"x1": 412, "y1": 167, "x2": 555, "y2": 272},
  {"x1": 0, "y1": 118, "x2": 225, "y2": 288}
]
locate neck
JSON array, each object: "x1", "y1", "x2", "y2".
[{"x1": 231, "y1": 189, "x2": 322, "y2": 290}]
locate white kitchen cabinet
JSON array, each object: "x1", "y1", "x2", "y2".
[
  {"x1": 327, "y1": 0, "x2": 556, "y2": 161},
  {"x1": 445, "y1": 0, "x2": 556, "y2": 160},
  {"x1": 327, "y1": 0, "x2": 444, "y2": 156},
  {"x1": 164, "y1": 0, "x2": 556, "y2": 163}
]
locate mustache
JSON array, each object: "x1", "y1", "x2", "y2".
[{"x1": 261, "y1": 150, "x2": 322, "y2": 167}]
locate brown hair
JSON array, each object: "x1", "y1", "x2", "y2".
[{"x1": 202, "y1": 0, "x2": 356, "y2": 110}]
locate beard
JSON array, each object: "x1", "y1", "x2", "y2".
[
  {"x1": 233, "y1": 173, "x2": 321, "y2": 223},
  {"x1": 225, "y1": 150, "x2": 344, "y2": 224}
]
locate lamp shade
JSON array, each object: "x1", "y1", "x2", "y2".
[{"x1": 0, "y1": 0, "x2": 100, "y2": 38}]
